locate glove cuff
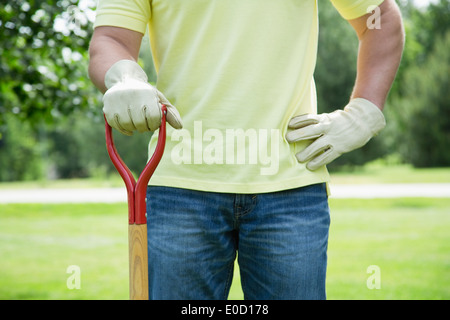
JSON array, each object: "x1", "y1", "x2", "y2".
[
  {"x1": 345, "y1": 98, "x2": 386, "y2": 135},
  {"x1": 104, "y1": 60, "x2": 148, "y2": 89}
]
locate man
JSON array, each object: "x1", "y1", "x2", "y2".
[{"x1": 89, "y1": 0, "x2": 404, "y2": 299}]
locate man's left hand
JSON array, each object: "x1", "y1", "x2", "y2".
[{"x1": 286, "y1": 98, "x2": 386, "y2": 171}]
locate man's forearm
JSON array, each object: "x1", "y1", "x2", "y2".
[
  {"x1": 88, "y1": 26, "x2": 143, "y2": 93},
  {"x1": 350, "y1": 0, "x2": 405, "y2": 110}
]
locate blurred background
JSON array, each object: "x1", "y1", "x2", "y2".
[
  {"x1": 0, "y1": 0, "x2": 448, "y2": 180},
  {"x1": 0, "y1": 0, "x2": 448, "y2": 300}
]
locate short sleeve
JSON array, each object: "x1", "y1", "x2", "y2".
[
  {"x1": 93, "y1": 0, "x2": 151, "y2": 34},
  {"x1": 329, "y1": 0, "x2": 385, "y2": 20}
]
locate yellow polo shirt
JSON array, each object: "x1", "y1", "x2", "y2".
[{"x1": 94, "y1": 0, "x2": 384, "y2": 194}]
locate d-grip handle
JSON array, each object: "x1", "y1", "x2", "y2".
[{"x1": 104, "y1": 105, "x2": 167, "y2": 225}]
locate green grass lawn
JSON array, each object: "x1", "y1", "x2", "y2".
[
  {"x1": 0, "y1": 197, "x2": 448, "y2": 300},
  {"x1": 325, "y1": 198, "x2": 449, "y2": 300},
  {"x1": 0, "y1": 203, "x2": 129, "y2": 299}
]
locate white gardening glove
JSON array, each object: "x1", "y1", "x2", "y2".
[
  {"x1": 286, "y1": 98, "x2": 386, "y2": 171},
  {"x1": 103, "y1": 60, "x2": 182, "y2": 135}
]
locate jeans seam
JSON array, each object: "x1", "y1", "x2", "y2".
[
  {"x1": 222, "y1": 258, "x2": 236, "y2": 300},
  {"x1": 238, "y1": 256, "x2": 248, "y2": 300}
]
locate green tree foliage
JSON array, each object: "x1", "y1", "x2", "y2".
[
  {"x1": 0, "y1": 0, "x2": 97, "y2": 180},
  {"x1": 395, "y1": 31, "x2": 450, "y2": 167},
  {"x1": 0, "y1": 0, "x2": 103, "y2": 181},
  {"x1": 0, "y1": 0, "x2": 100, "y2": 126},
  {"x1": 0, "y1": 114, "x2": 42, "y2": 181},
  {"x1": 387, "y1": 0, "x2": 450, "y2": 167},
  {"x1": 0, "y1": 0, "x2": 161, "y2": 181},
  {"x1": 393, "y1": 0, "x2": 450, "y2": 97}
]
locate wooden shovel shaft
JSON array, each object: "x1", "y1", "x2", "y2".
[{"x1": 129, "y1": 224, "x2": 149, "y2": 300}]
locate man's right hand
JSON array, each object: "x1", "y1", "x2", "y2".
[{"x1": 103, "y1": 60, "x2": 183, "y2": 135}]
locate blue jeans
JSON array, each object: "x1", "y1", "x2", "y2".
[{"x1": 146, "y1": 183, "x2": 330, "y2": 300}]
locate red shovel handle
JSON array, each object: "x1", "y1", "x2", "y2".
[{"x1": 105, "y1": 105, "x2": 167, "y2": 225}]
